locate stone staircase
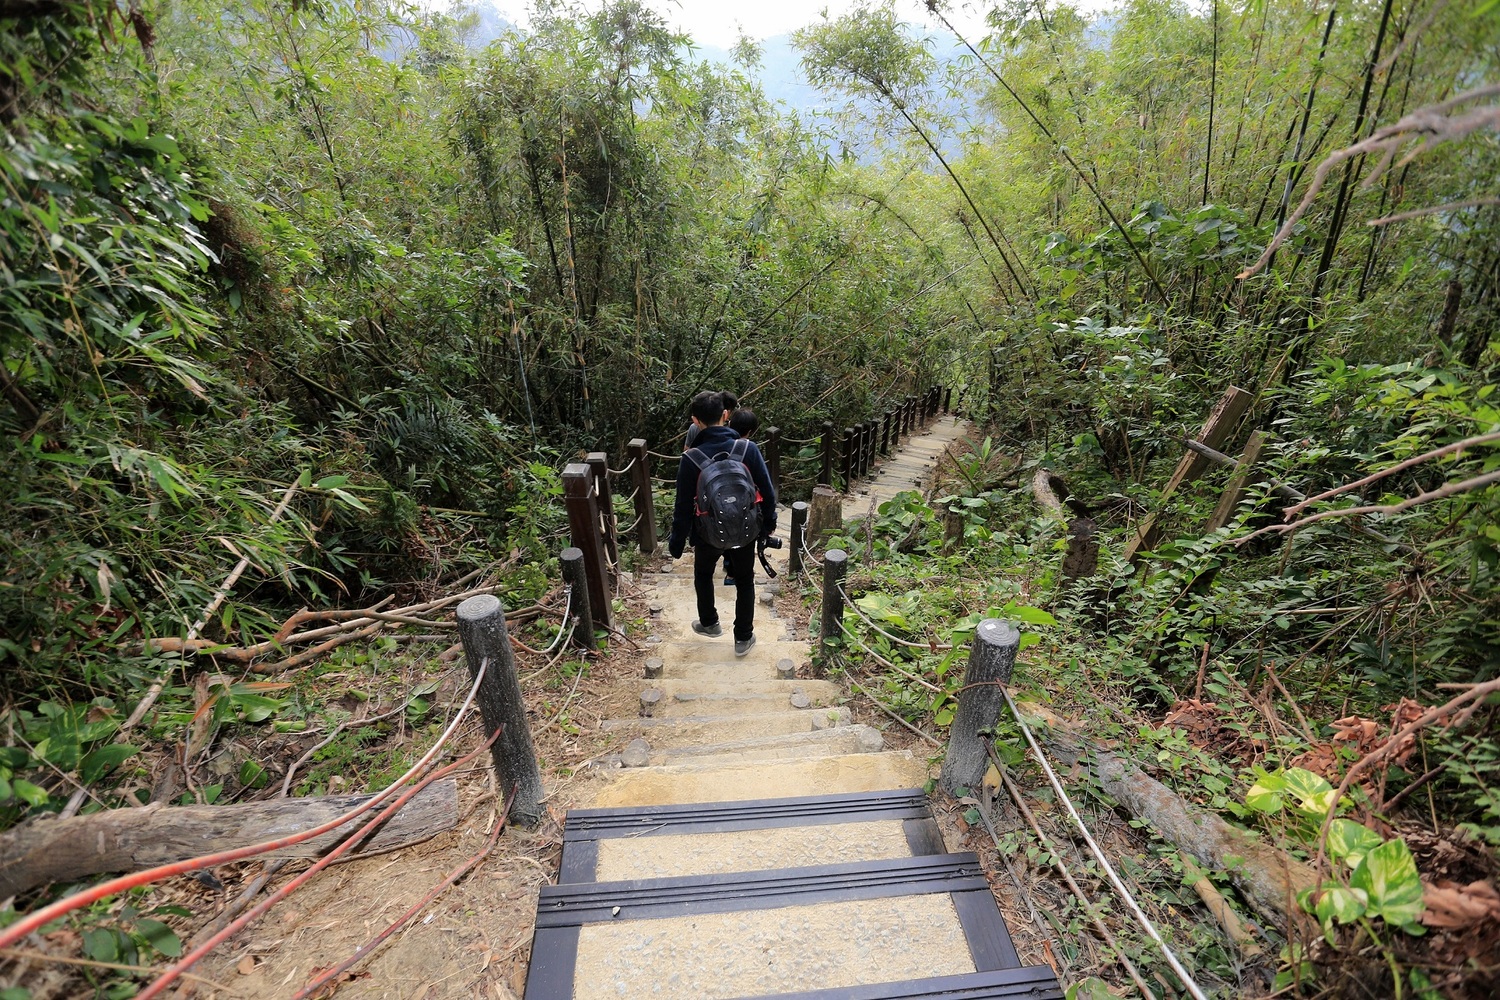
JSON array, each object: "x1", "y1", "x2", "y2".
[{"x1": 523, "y1": 418, "x2": 1062, "y2": 1000}]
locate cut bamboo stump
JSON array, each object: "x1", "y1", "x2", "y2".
[{"x1": 807, "y1": 486, "x2": 842, "y2": 543}]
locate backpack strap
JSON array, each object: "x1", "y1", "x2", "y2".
[
  {"x1": 683, "y1": 447, "x2": 710, "y2": 470},
  {"x1": 729, "y1": 438, "x2": 751, "y2": 461}
]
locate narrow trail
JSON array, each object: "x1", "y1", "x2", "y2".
[{"x1": 526, "y1": 415, "x2": 1062, "y2": 1000}]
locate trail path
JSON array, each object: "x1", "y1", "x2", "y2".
[{"x1": 527, "y1": 414, "x2": 1062, "y2": 1000}]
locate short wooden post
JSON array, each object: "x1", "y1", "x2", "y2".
[
  {"x1": 820, "y1": 548, "x2": 848, "y2": 644},
  {"x1": 940, "y1": 619, "x2": 1020, "y2": 795},
  {"x1": 818, "y1": 421, "x2": 835, "y2": 488},
  {"x1": 789, "y1": 501, "x2": 809, "y2": 575},
  {"x1": 808, "y1": 486, "x2": 842, "y2": 543},
  {"x1": 586, "y1": 452, "x2": 620, "y2": 580},
  {"x1": 562, "y1": 463, "x2": 612, "y2": 629},
  {"x1": 766, "y1": 426, "x2": 782, "y2": 494},
  {"x1": 841, "y1": 427, "x2": 855, "y2": 490},
  {"x1": 881, "y1": 410, "x2": 893, "y2": 454},
  {"x1": 863, "y1": 421, "x2": 876, "y2": 476},
  {"x1": 626, "y1": 439, "x2": 656, "y2": 555},
  {"x1": 943, "y1": 387, "x2": 953, "y2": 413},
  {"x1": 559, "y1": 547, "x2": 596, "y2": 650},
  {"x1": 455, "y1": 595, "x2": 544, "y2": 826},
  {"x1": 905, "y1": 396, "x2": 916, "y2": 433},
  {"x1": 1204, "y1": 430, "x2": 1267, "y2": 533},
  {"x1": 942, "y1": 504, "x2": 964, "y2": 551}
]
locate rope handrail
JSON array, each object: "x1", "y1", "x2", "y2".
[
  {"x1": 623, "y1": 485, "x2": 640, "y2": 504},
  {"x1": 1002, "y1": 687, "x2": 1210, "y2": 1000},
  {"x1": 608, "y1": 456, "x2": 637, "y2": 476},
  {"x1": 779, "y1": 435, "x2": 821, "y2": 446},
  {"x1": 541, "y1": 586, "x2": 574, "y2": 653},
  {"x1": 835, "y1": 579, "x2": 954, "y2": 651},
  {"x1": 800, "y1": 536, "x2": 822, "y2": 573},
  {"x1": 838, "y1": 618, "x2": 943, "y2": 693},
  {"x1": 619, "y1": 512, "x2": 643, "y2": 534},
  {"x1": 648, "y1": 449, "x2": 680, "y2": 461}
]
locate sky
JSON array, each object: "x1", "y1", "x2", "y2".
[{"x1": 446, "y1": 0, "x2": 1002, "y2": 49}]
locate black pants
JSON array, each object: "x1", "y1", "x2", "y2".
[{"x1": 694, "y1": 543, "x2": 756, "y2": 641}]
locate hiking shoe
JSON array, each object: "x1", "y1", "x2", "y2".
[
  {"x1": 734, "y1": 635, "x2": 756, "y2": 657},
  {"x1": 692, "y1": 620, "x2": 722, "y2": 638},
  {"x1": 723, "y1": 576, "x2": 736, "y2": 586}
]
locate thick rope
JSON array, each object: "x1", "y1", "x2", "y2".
[{"x1": 1002, "y1": 688, "x2": 1210, "y2": 1000}]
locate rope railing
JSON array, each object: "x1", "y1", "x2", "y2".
[
  {"x1": 541, "y1": 586, "x2": 574, "y2": 654},
  {"x1": 607, "y1": 456, "x2": 637, "y2": 476},
  {"x1": 1001, "y1": 687, "x2": 1210, "y2": 1000},
  {"x1": 619, "y1": 512, "x2": 643, "y2": 535},
  {"x1": 834, "y1": 579, "x2": 954, "y2": 651},
  {"x1": 648, "y1": 449, "x2": 679, "y2": 462}
]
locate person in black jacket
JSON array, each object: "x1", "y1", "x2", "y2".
[{"x1": 668, "y1": 391, "x2": 776, "y2": 657}]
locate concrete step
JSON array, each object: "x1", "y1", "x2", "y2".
[
  {"x1": 638, "y1": 678, "x2": 842, "y2": 718},
  {"x1": 599, "y1": 707, "x2": 852, "y2": 747},
  {"x1": 639, "y1": 639, "x2": 809, "y2": 681},
  {"x1": 599, "y1": 723, "x2": 886, "y2": 771},
  {"x1": 526, "y1": 853, "x2": 1020, "y2": 1000},
  {"x1": 557, "y1": 788, "x2": 945, "y2": 883},
  {"x1": 581, "y1": 749, "x2": 930, "y2": 808}
]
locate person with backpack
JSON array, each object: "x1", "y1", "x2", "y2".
[
  {"x1": 684, "y1": 390, "x2": 737, "y2": 451},
  {"x1": 667, "y1": 391, "x2": 777, "y2": 657},
  {"x1": 721, "y1": 406, "x2": 760, "y2": 587}
]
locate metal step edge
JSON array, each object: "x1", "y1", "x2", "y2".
[
  {"x1": 563, "y1": 787, "x2": 931, "y2": 838},
  {"x1": 535, "y1": 852, "x2": 986, "y2": 928},
  {"x1": 723, "y1": 967, "x2": 1065, "y2": 1000}
]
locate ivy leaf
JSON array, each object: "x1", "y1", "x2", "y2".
[
  {"x1": 1328, "y1": 819, "x2": 1384, "y2": 869},
  {"x1": 1245, "y1": 771, "x2": 1286, "y2": 813},
  {"x1": 1351, "y1": 839, "x2": 1425, "y2": 928},
  {"x1": 12, "y1": 780, "x2": 48, "y2": 807},
  {"x1": 134, "y1": 918, "x2": 182, "y2": 957},
  {"x1": 1283, "y1": 767, "x2": 1338, "y2": 815},
  {"x1": 81, "y1": 744, "x2": 139, "y2": 785}
]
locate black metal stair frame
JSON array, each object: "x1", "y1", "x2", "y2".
[
  {"x1": 523, "y1": 790, "x2": 1063, "y2": 1000},
  {"x1": 558, "y1": 789, "x2": 945, "y2": 883}
]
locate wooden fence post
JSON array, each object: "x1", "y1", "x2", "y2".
[
  {"x1": 943, "y1": 387, "x2": 953, "y2": 413},
  {"x1": 1204, "y1": 431, "x2": 1267, "y2": 533},
  {"x1": 940, "y1": 619, "x2": 1020, "y2": 796},
  {"x1": 819, "y1": 421, "x2": 835, "y2": 488},
  {"x1": 562, "y1": 463, "x2": 612, "y2": 629},
  {"x1": 559, "y1": 547, "x2": 596, "y2": 651},
  {"x1": 766, "y1": 426, "x2": 781, "y2": 494},
  {"x1": 904, "y1": 396, "x2": 916, "y2": 433},
  {"x1": 841, "y1": 427, "x2": 855, "y2": 490},
  {"x1": 1124, "y1": 385, "x2": 1254, "y2": 563},
  {"x1": 789, "y1": 501, "x2": 809, "y2": 576},
  {"x1": 863, "y1": 420, "x2": 876, "y2": 476},
  {"x1": 456, "y1": 595, "x2": 544, "y2": 826},
  {"x1": 626, "y1": 439, "x2": 656, "y2": 555},
  {"x1": 820, "y1": 548, "x2": 848, "y2": 645},
  {"x1": 881, "y1": 410, "x2": 893, "y2": 454},
  {"x1": 586, "y1": 452, "x2": 620, "y2": 580}
]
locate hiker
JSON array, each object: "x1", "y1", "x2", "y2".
[
  {"x1": 684, "y1": 390, "x2": 737, "y2": 450},
  {"x1": 667, "y1": 391, "x2": 776, "y2": 657},
  {"x1": 721, "y1": 406, "x2": 760, "y2": 587}
]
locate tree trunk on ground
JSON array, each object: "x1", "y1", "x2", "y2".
[
  {"x1": 1019, "y1": 702, "x2": 1315, "y2": 928},
  {"x1": 1033, "y1": 469, "x2": 1099, "y2": 584},
  {"x1": 0, "y1": 780, "x2": 459, "y2": 898}
]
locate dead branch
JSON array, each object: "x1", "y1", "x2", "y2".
[
  {"x1": 250, "y1": 622, "x2": 385, "y2": 675},
  {"x1": 1313, "y1": 677, "x2": 1500, "y2": 870},
  {"x1": 123, "y1": 483, "x2": 302, "y2": 731},
  {"x1": 1239, "y1": 84, "x2": 1500, "y2": 279},
  {"x1": 1239, "y1": 468, "x2": 1500, "y2": 543},
  {"x1": 1284, "y1": 430, "x2": 1500, "y2": 515},
  {"x1": 1367, "y1": 196, "x2": 1500, "y2": 227}
]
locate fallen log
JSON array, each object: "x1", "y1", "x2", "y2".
[
  {"x1": 1019, "y1": 701, "x2": 1315, "y2": 928},
  {"x1": 0, "y1": 780, "x2": 458, "y2": 898}
]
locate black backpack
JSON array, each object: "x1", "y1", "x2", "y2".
[{"x1": 685, "y1": 439, "x2": 763, "y2": 549}]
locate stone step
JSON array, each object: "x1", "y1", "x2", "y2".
[
  {"x1": 640, "y1": 639, "x2": 808, "y2": 681},
  {"x1": 599, "y1": 708, "x2": 852, "y2": 747},
  {"x1": 600, "y1": 723, "x2": 886, "y2": 771},
  {"x1": 557, "y1": 788, "x2": 944, "y2": 883},
  {"x1": 524, "y1": 853, "x2": 1022, "y2": 1000},
  {"x1": 581, "y1": 750, "x2": 929, "y2": 808},
  {"x1": 638, "y1": 678, "x2": 841, "y2": 718}
]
